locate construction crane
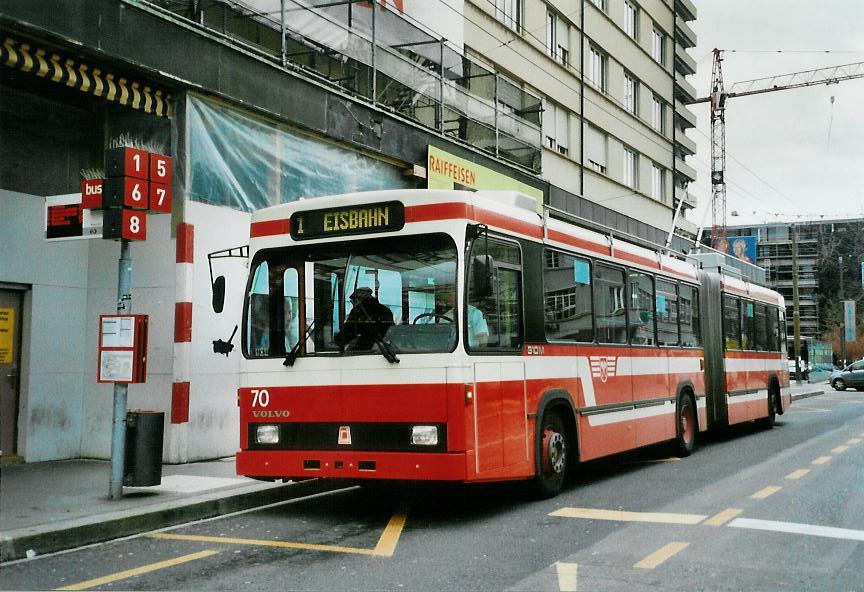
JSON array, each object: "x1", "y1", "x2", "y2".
[{"x1": 691, "y1": 50, "x2": 864, "y2": 249}]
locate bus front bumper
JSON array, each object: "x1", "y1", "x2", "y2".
[{"x1": 236, "y1": 450, "x2": 468, "y2": 481}]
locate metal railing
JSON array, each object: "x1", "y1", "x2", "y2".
[{"x1": 141, "y1": 0, "x2": 542, "y2": 171}]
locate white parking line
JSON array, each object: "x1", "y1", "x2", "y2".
[{"x1": 728, "y1": 518, "x2": 864, "y2": 542}]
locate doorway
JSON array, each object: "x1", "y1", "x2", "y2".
[{"x1": 1, "y1": 288, "x2": 25, "y2": 459}]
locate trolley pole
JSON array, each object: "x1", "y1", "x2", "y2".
[
  {"x1": 109, "y1": 239, "x2": 132, "y2": 499},
  {"x1": 791, "y1": 224, "x2": 802, "y2": 385}
]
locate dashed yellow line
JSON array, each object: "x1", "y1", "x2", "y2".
[
  {"x1": 550, "y1": 508, "x2": 706, "y2": 525},
  {"x1": 751, "y1": 486, "x2": 782, "y2": 499},
  {"x1": 633, "y1": 542, "x2": 689, "y2": 569},
  {"x1": 703, "y1": 508, "x2": 742, "y2": 526},
  {"x1": 56, "y1": 550, "x2": 219, "y2": 590},
  {"x1": 556, "y1": 561, "x2": 578, "y2": 592},
  {"x1": 812, "y1": 456, "x2": 832, "y2": 465},
  {"x1": 848, "y1": 438, "x2": 862, "y2": 445},
  {"x1": 832, "y1": 445, "x2": 849, "y2": 454},
  {"x1": 785, "y1": 469, "x2": 810, "y2": 480}
]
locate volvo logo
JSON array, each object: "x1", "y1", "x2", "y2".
[{"x1": 252, "y1": 410, "x2": 290, "y2": 418}]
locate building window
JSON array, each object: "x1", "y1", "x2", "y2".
[
  {"x1": 495, "y1": 0, "x2": 522, "y2": 31},
  {"x1": 624, "y1": 1, "x2": 639, "y2": 41},
  {"x1": 546, "y1": 10, "x2": 570, "y2": 66},
  {"x1": 652, "y1": 163, "x2": 666, "y2": 201},
  {"x1": 652, "y1": 94, "x2": 665, "y2": 133},
  {"x1": 590, "y1": 0, "x2": 606, "y2": 11},
  {"x1": 543, "y1": 100, "x2": 569, "y2": 155},
  {"x1": 652, "y1": 28, "x2": 666, "y2": 64},
  {"x1": 623, "y1": 147, "x2": 638, "y2": 189},
  {"x1": 585, "y1": 125, "x2": 607, "y2": 174},
  {"x1": 588, "y1": 46, "x2": 607, "y2": 92},
  {"x1": 623, "y1": 72, "x2": 639, "y2": 115}
]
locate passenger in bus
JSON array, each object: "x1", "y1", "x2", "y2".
[
  {"x1": 334, "y1": 287, "x2": 394, "y2": 350},
  {"x1": 420, "y1": 289, "x2": 489, "y2": 348}
]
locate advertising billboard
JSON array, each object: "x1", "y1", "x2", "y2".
[{"x1": 728, "y1": 236, "x2": 757, "y2": 264}]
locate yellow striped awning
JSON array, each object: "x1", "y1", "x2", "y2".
[{"x1": 1, "y1": 34, "x2": 172, "y2": 118}]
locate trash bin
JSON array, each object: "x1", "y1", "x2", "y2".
[{"x1": 124, "y1": 410, "x2": 164, "y2": 486}]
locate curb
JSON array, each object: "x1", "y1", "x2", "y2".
[
  {"x1": 0, "y1": 479, "x2": 332, "y2": 563},
  {"x1": 791, "y1": 388, "x2": 826, "y2": 401}
]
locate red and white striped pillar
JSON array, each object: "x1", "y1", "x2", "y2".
[{"x1": 172, "y1": 222, "x2": 194, "y2": 427}]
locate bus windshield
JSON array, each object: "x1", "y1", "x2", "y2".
[{"x1": 244, "y1": 233, "x2": 458, "y2": 359}]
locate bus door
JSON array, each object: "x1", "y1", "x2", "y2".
[
  {"x1": 468, "y1": 238, "x2": 529, "y2": 476},
  {"x1": 472, "y1": 362, "x2": 527, "y2": 473}
]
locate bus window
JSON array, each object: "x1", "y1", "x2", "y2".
[
  {"x1": 779, "y1": 309, "x2": 788, "y2": 354},
  {"x1": 742, "y1": 300, "x2": 755, "y2": 350},
  {"x1": 628, "y1": 271, "x2": 656, "y2": 345},
  {"x1": 246, "y1": 260, "x2": 271, "y2": 357},
  {"x1": 679, "y1": 285, "x2": 700, "y2": 347},
  {"x1": 767, "y1": 306, "x2": 780, "y2": 352},
  {"x1": 468, "y1": 239, "x2": 521, "y2": 351},
  {"x1": 284, "y1": 268, "x2": 300, "y2": 351},
  {"x1": 754, "y1": 303, "x2": 768, "y2": 351},
  {"x1": 594, "y1": 264, "x2": 627, "y2": 344},
  {"x1": 543, "y1": 250, "x2": 593, "y2": 342},
  {"x1": 723, "y1": 295, "x2": 741, "y2": 350},
  {"x1": 656, "y1": 279, "x2": 679, "y2": 346}
]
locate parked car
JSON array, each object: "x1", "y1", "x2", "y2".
[
  {"x1": 830, "y1": 360, "x2": 864, "y2": 391},
  {"x1": 788, "y1": 358, "x2": 810, "y2": 381}
]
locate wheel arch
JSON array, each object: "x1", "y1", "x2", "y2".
[
  {"x1": 534, "y1": 389, "x2": 579, "y2": 473},
  {"x1": 674, "y1": 379, "x2": 700, "y2": 430},
  {"x1": 767, "y1": 374, "x2": 783, "y2": 415}
]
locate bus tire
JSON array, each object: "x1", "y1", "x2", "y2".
[
  {"x1": 757, "y1": 392, "x2": 777, "y2": 430},
  {"x1": 534, "y1": 409, "x2": 568, "y2": 499},
  {"x1": 674, "y1": 393, "x2": 697, "y2": 457}
]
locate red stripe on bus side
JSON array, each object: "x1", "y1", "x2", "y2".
[{"x1": 250, "y1": 219, "x2": 291, "y2": 238}]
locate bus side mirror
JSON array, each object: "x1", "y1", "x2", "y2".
[
  {"x1": 212, "y1": 276, "x2": 226, "y2": 313},
  {"x1": 470, "y1": 255, "x2": 494, "y2": 299}
]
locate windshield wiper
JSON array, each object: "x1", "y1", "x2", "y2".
[{"x1": 284, "y1": 319, "x2": 316, "y2": 367}]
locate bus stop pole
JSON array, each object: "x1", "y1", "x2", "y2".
[{"x1": 109, "y1": 239, "x2": 132, "y2": 499}]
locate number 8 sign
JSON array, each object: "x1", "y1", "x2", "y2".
[{"x1": 103, "y1": 208, "x2": 147, "y2": 241}]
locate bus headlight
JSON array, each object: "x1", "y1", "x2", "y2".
[
  {"x1": 411, "y1": 425, "x2": 438, "y2": 446},
  {"x1": 256, "y1": 425, "x2": 280, "y2": 444}
]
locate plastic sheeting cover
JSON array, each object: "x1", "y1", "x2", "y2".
[{"x1": 188, "y1": 95, "x2": 410, "y2": 212}]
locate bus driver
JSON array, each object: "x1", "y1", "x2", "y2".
[{"x1": 334, "y1": 287, "x2": 394, "y2": 350}]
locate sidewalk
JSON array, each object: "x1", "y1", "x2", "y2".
[
  {"x1": 0, "y1": 456, "x2": 329, "y2": 562},
  {"x1": 0, "y1": 382, "x2": 827, "y2": 563}
]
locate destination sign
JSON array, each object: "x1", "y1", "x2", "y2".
[{"x1": 290, "y1": 201, "x2": 404, "y2": 240}]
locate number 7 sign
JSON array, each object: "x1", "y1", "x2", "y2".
[{"x1": 149, "y1": 182, "x2": 171, "y2": 213}]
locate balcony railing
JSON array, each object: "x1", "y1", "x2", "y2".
[{"x1": 139, "y1": 0, "x2": 542, "y2": 171}]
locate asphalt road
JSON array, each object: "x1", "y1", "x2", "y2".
[{"x1": 2, "y1": 391, "x2": 862, "y2": 591}]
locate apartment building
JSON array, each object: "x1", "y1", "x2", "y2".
[
  {"x1": 463, "y1": 0, "x2": 699, "y2": 234},
  {"x1": 0, "y1": 0, "x2": 698, "y2": 463}
]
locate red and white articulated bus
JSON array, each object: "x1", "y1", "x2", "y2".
[{"x1": 236, "y1": 190, "x2": 790, "y2": 497}]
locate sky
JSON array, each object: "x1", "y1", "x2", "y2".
[{"x1": 688, "y1": 0, "x2": 864, "y2": 229}]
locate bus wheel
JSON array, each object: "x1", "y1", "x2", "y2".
[
  {"x1": 674, "y1": 394, "x2": 696, "y2": 457},
  {"x1": 757, "y1": 392, "x2": 777, "y2": 430},
  {"x1": 534, "y1": 410, "x2": 568, "y2": 499}
]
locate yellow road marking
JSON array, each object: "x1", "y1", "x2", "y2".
[
  {"x1": 785, "y1": 469, "x2": 810, "y2": 480},
  {"x1": 703, "y1": 508, "x2": 742, "y2": 526},
  {"x1": 848, "y1": 438, "x2": 862, "y2": 445},
  {"x1": 812, "y1": 456, "x2": 832, "y2": 465},
  {"x1": 626, "y1": 457, "x2": 681, "y2": 464},
  {"x1": 149, "y1": 532, "x2": 379, "y2": 555},
  {"x1": 556, "y1": 561, "x2": 578, "y2": 592},
  {"x1": 550, "y1": 508, "x2": 706, "y2": 525},
  {"x1": 832, "y1": 445, "x2": 849, "y2": 454},
  {"x1": 56, "y1": 550, "x2": 218, "y2": 591},
  {"x1": 373, "y1": 509, "x2": 408, "y2": 557},
  {"x1": 633, "y1": 542, "x2": 689, "y2": 569},
  {"x1": 148, "y1": 508, "x2": 408, "y2": 558},
  {"x1": 751, "y1": 486, "x2": 782, "y2": 499}
]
